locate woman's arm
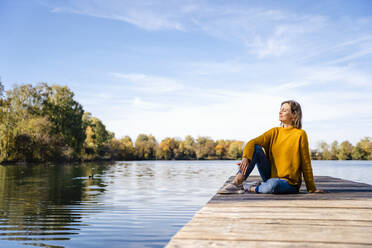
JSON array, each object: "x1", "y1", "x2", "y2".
[
  {"x1": 242, "y1": 128, "x2": 275, "y2": 159},
  {"x1": 239, "y1": 128, "x2": 275, "y2": 175},
  {"x1": 300, "y1": 130, "x2": 317, "y2": 192}
]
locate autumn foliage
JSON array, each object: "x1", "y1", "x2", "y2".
[{"x1": 0, "y1": 82, "x2": 370, "y2": 163}]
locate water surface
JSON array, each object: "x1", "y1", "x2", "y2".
[{"x1": 0, "y1": 160, "x2": 371, "y2": 247}]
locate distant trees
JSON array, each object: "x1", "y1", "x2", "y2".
[
  {"x1": 352, "y1": 137, "x2": 372, "y2": 160},
  {"x1": 135, "y1": 134, "x2": 157, "y2": 160},
  {"x1": 157, "y1": 137, "x2": 178, "y2": 160},
  {"x1": 81, "y1": 112, "x2": 114, "y2": 160},
  {"x1": 195, "y1": 136, "x2": 216, "y2": 159},
  {"x1": 330, "y1": 141, "x2": 339, "y2": 160},
  {"x1": 228, "y1": 141, "x2": 245, "y2": 159},
  {"x1": 117, "y1": 136, "x2": 135, "y2": 160},
  {"x1": 1, "y1": 81, "x2": 371, "y2": 163},
  {"x1": 312, "y1": 138, "x2": 372, "y2": 160},
  {"x1": 179, "y1": 135, "x2": 196, "y2": 159},
  {"x1": 152, "y1": 137, "x2": 244, "y2": 160}
]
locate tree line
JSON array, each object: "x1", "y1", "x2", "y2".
[
  {"x1": 312, "y1": 139, "x2": 372, "y2": 160},
  {"x1": 0, "y1": 82, "x2": 371, "y2": 163},
  {"x1": 0, "y1": 82, "x2": 245, "y2": 163}
]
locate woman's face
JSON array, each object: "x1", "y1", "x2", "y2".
[{"x1": 279, "y1": 103, "x2": 294, "y2": 124}]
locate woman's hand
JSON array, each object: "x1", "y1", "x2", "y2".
[{"x1": 236, "y1": 158, "x2": 250, "y2": 175}]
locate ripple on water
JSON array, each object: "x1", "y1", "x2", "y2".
[{"x1": 1, "y1": 160, "x2": 370, "y2": 247}]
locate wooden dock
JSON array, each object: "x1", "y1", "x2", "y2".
[{"x1": 166, "y1": 176, "x2": 372, "y2": 247}]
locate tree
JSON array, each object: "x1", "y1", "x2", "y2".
[
  {"x1": 0, "y1": 82, "x2": 128, "y2": 163},
  {"x1": 0, "y1": 79, "x2": 3, "y2": 128},
  {"x1": 352, "y1": 137, "x2": 371, "y2": 160},
  {"x1": 14, "y1": 117, "x2": 66, "y2": 162},
  {"x1": 330, "y1": 141, "x2": 339, "y2": 160},
  {"x1": 0, "y1": 99, "x2": 13, "y2": 162},
  {"x1": 174, "y1": 135, "x2": 196, "y2": 159},
  {"x1": 118, "y1": 136, "x2": 135, "y2": 160},
  {"x1": 0, "y1": 84, "x2": 41, "y2": 162},
  {"x1": 337, "y1": 141, "x2": 353, "y2": 160},
  {"x1": 317, "y1": 141, "x2": 332, "y2": 160},
  {"x1": 135, "y1": 134, "x2": 157, "y2": 160},
  {"x1": 310, "y1": 149, "x2": 322, "y2": 160},
  {"x1": 216, "y1": 140, "x2": 231, "y2": 159},
  {"x1": 0, "y1": 81, "x2": 5, "y2": 161},
  {"x1": 106, "y1": 138, "x2": 124, "y2": 160},
  {"x1": 175, "y1": 141, "x2": 185, "y2": 159},
  {"x1": 228, "y1": 141, "x2": 244, "y2": 159},
  {"x1": 0, "y1": 80, "x2": 3, "y2": 98},
  {"x1": 183, "y1": 135, "x2": 196, "y2": 159},
  {"x1": 0, "y1": 85, "x2": 67, "y2": 162},
  {"x1": 42, "y1": 84, "x2": 85, "y2": 157},
  {"x1": 82, "y1": 112, "x2": 113, "y2": 159},
  {"x1": 157, "y1": 137, "x2": 179, "y2": 160},
  {"x1": 195, "y1": 136, "x2": 216, "y2": 159},
  {"x1": 0, "y1": 83, "x2": 87, "y2": 163}
]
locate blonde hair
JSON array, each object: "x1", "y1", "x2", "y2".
[{"x1": 281, "y1": 100, "x2": 302, "y2": 129}]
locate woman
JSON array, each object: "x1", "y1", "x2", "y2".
[{"x1": 219, "y1": 100, "x2": 324, "y2": 194}]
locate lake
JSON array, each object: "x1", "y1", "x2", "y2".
[{"x1": 0, "y1": 160, "x2": 371, "y2": 248}]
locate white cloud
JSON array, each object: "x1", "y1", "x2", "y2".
[
  {"x1": 51, "y1": 1, "x2": 184, "y2": 31},
  {"x1": 273, "y1": 81, "x2": 311, "y2": 90},
  {"x1": 265, "y1": 65, "x2": 372, "y2": 94},
  {"x1": 332, "y1": 35, "x2": 372, "y2": 50},
  {"x1": 131, "y1": 97, "x2": 169, "y2": 110},
  {"x1": 114, "y1": 9, "x2": 184, "y2": 31},
  {"x1": 186, "y1": 61, "x2": 247, "y2": 75},
  {"x1": 327, "y1": 48, "x2": 372, "y2": 65},
  {"x1": 302, "y1": 66, "x2": 372, "y2": 87},
  {"x1": 250, "y1": 36, "x2": 289, "y2": 58}
]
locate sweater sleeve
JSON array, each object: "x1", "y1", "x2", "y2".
[
  {"x1": 300, "y1": 130, "x2": 317, "y2": 192},
  {"x1": 242, "y1": 128, "x2": 274, "y2": 160}
]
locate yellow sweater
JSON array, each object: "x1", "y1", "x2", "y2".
[{"x1": 243, "y1": 126, "x2": 316, "y2": 192}]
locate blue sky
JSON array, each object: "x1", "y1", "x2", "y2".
[{"x1": 1, "y1": 0, "x2": 372, "y2": 148}]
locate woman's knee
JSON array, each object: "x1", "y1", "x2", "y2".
[
  {"x1": 254, "y1": 145, "x2": 263, "y2": 154},
  {"x1": 253, "y1": 145, "x2": 265, "y2": 159}
]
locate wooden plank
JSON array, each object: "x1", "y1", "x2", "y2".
[
  {"x1": 166, "y1": 176, "x2": 372, "y2": 248},
  {"x1": 167, "y1": 239, "x2": 372, "y2": 248},
  {"x1": 186, "y1": 218, "x2": 372, "y2": 227},
  {"x1": 195, "y1": 207, "x2": 372, "y2": 221},
  {"x1": 203, "y1": 200, "x2": 372, "y2": 208},
  {"x1": 172, "y1": 225, "x2": 372, "y2": 244}
]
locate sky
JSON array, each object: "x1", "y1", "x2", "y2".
[{"x1": 1, "y1": 0, "x2": 372, "y2": 149}]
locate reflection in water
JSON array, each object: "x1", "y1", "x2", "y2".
[
  {"x1": 0, "y1": 160, "x2": 371, "y2": 247},
  {"x1": 0, "y1": 162, "x2": 111, "y2": 248}
]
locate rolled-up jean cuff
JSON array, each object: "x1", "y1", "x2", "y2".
[{"x1": 255, "y1": 185, "x2": 259, "y2": 193}]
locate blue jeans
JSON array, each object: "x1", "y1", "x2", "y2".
[{"x1": 239, "y1": 145, "x2": 299, "y2": 194}]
